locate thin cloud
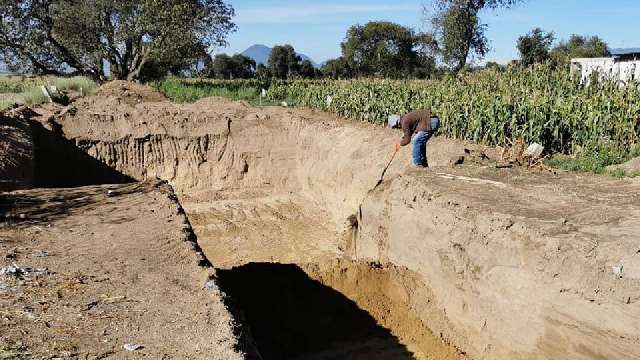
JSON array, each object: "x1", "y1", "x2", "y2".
[{"x1": 235, "y1": 4, "x2": 418, "y2": 24}]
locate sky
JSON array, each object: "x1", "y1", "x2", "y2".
[{"x1": 223, "y1": 0, "x2": 640, "y2": 64}]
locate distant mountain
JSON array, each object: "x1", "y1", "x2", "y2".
[{"x1": 241, "y1": 44, "x2": 319, "y2": 68}]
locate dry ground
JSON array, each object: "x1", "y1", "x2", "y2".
[{"x1": 1, "y1": 83, "x2": 639, "y2": 360}]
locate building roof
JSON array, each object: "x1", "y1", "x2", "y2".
[{"x1": 611, "y1": 48, "x2": 640, "y2": 56}]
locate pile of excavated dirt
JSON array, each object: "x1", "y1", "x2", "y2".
[
  {"x1": 608, "y1": 156, "x2": 640, "y2": 174},
  {"x1": 3, "y1": 82, "x2": 640, "y2": 359},
  {"x1": 94, "y1": 80, "x2": 168, "y2": 105},
  {"x1": 0, "y1": 182, "x2": 243, "y2": 359}
]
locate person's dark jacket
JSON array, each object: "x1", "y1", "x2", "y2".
[{"x1": 400, "y1": 110, "x2": 433, "y2": 146}]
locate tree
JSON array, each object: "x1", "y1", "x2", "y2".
[
  {"x1": 201, "y1": 53, "x2": 255, "y2": 79},
  {"x1": 255, "y1": 64, "x2": 271, "y2": 80},
  {"x1": 425, "y1": 0, "x2": 524, "y2": 72},
  {"x1": 484, "y1": 61, "x2": 505, "y2": 71},
  {"x1": 298, "y1": 60, "x2": 318, "y2": 79},
  {"x1": 268, "y1": 45, "x2": 301, "y2": 79},
  {"x1": 340, "y1": 21, "x2": 436, "y2": 78},
  {"x1": 550, "y1": 35, "x2": 610, "y2": 65},
  {"x1": 0, "y1": 0, "x2": 236, "y2": 81},
  {"x1": 517, "y1": 28, "x2": 555, "y2": 66},
  {"x1": 321, "y1": 57, "x2": 353, "y2": 79}
]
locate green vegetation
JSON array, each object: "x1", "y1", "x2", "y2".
[
  {"x1": 52, "y1": 76, "x2": 98, "y2": 94},
  {"x1": 156, "y1": 78, "x2": 279, "y2": 106},
  {"x1": 0, "y1": 76, "x2": 47, "y2": 94},
  {"x1": 0, "y1": 76, "x2": 97, "y2": 110},
  {"x1": 1, "y1": 0, "x2": 235, "y2": 81},
  {"x1": 0, "y1": 343, "x2": 25, "y2": 359},
  {"x1": 546, "y1": 144, "x2": 640, "y2": 175},
  {"x1": 157, "y1": 64, "x2": 640, "y2": 175}
]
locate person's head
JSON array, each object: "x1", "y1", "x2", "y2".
[{"x1": 388, "y1": 114, "x2": 401, "y2": 129}]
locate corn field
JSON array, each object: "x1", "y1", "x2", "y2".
[{"x1": 163, "y1": 64, "x2": 640, "y2": 155}]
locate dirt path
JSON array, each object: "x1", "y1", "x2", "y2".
[{"x1": 0, "y1": 182, "x2": 243, "y2": 359}]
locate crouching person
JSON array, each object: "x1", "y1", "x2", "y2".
[{"x1": 388, "y1": 110, "x2": 440, "y2": 167}]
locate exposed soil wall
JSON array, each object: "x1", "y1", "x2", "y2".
[
  {"x1": 0, "y1": 108, "x2": 35, "y2": 191},
  {"x1": 22, "y1": 88, "x2": 640, "y2": 359}
]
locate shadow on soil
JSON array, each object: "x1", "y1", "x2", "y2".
[
  {"x1": 0, "y1": 183, "x2": 142, "y2": 226},
  {"x1": 29, "y1": 121, "x2": 134, "y2": 188},
  {"x1": 217, "y1": 262, "x2": 415, "y2": 360}
]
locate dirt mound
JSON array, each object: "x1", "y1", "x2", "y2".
[
  {"x1": 608, "y1": 156, "x2": 640, "y2": 174},
  {"x1": 95, "y1": 80, "x2": 168, "y2": 105}
]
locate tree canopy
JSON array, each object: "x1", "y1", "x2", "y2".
[
  {"x1": 340, "y1": 21, "x2": 436, "y2": 78},
  {"x1": 320, "y1": 57, "x2": 352, "y2": 79},
  {"x1": 0, "y1": 0, "x2": 236, "y2": 80},
  {"x1": 550, "y1": 35, "x2": 610, "y2": 64},
  {"x1": 517, "y1": 28, "x2": 555, "y2": 66},
  {"x1": 425, "y1": 0, "x2": 524, "y2": 72},
  {"x1": 268, "y1": 45, "x2": 301, "y2": 79},
  {"x1": 203, "y1": 54, "x2": 255, "y2": 79}
]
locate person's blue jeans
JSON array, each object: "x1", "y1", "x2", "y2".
[{"x1": 411, "y1": 117, "x2": 440, "y2": 167}]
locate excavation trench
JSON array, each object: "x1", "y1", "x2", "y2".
[
  {"x1": 217, "y1": 261, "x2": 461, "y2": 360},
  {"x1": 6, "y1": 90, "x2": 640, "y2": 360},
  {"x1": 3, "y1": 99, "x2": 465, "y2": 359}
]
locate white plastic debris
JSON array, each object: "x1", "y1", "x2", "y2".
[
  {"x1": 524, "y1": 143, "x2": 544, "y2": 159},
  {"x1": 0, "y1": 264, "x2": 22, "y2": 276},
  {"x1": 280, "y1": 101, "x2": 288, "y2": 107},
  {"x1": 34, "y1": 250, "x2": 49, "y2": 257},
  {"x1": 326, "y1": 95, "x2": 333, "y2": 107},
  {"x1": 124, "y1": 343, "x2": 144, "y2": 351},
  {"x1": 0, "y1": 263, "x2": 48, "y2": 277},
  {"x1": 612, "y1": 265, "x2": 624, "y2": 277}
]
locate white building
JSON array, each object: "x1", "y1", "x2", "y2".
[{"x1": 571, "y1": 48, "x2": 640, "y2": 85}]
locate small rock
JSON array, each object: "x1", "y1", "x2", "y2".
[
  {"x1": 204, "y1": 280, "x2": 216, "y2": 290},
  {"x1": 449, "y1": 155, "x2": 465, "y2": 167},
  {"x1": 124, "y1": 343, "x2": 144, "y2": 351},
  {"x1": 34, "y1": 250, "x2": 49, "y2": 257},
  {"x1": 280, "y1": 101, "x2": 288, "y2": 107}
]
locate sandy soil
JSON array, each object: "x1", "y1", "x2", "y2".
[
  {"x1": 0, "y1": 182, "x2": 243, "y2": 360},
  {"x1": 2, "y1": 82, "x2": 639, "y2": 359}
]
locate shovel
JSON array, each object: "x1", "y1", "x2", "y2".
[{"x1": 373, "y1": 145, "x2": 400, "y2": 189}]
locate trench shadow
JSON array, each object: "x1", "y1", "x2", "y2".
[
  {"x1": 0, "y1": 183, "x2": 142, "y2": 227},
  {"x1": 0, "y1": 115, "x2": 34, "y2": 190},
  {"x1": 217, "y1": 262, "x2": 416, "y2": 360},
  {"x1": 29, "y1": 120, "x2": 134, "y2": 188}
]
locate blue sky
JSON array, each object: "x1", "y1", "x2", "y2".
[{"x1": 224, "y1": 0, "x2": 640, "y2": 64}]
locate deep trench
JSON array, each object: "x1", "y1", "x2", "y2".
[
  {"x1": 218, "y1": 263, "x2": 415, "y2": 360},
  {"x1": 19, "y1": 123, "x2": 448, "y2": 360}
]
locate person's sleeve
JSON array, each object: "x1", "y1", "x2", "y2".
[{"x1": 400, "y1": 124, "x2": 412, "y2": 146}]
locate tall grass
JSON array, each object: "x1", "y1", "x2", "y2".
[
  {"x1": 156, "y1": 78, "x2": 277, "y2": 105},
  {"x1": 0, "y1": 76, "x2": 96, "y2": 110},
  {"x1": 53, "y1": 76, "x2": 97, "y2": 95}
]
